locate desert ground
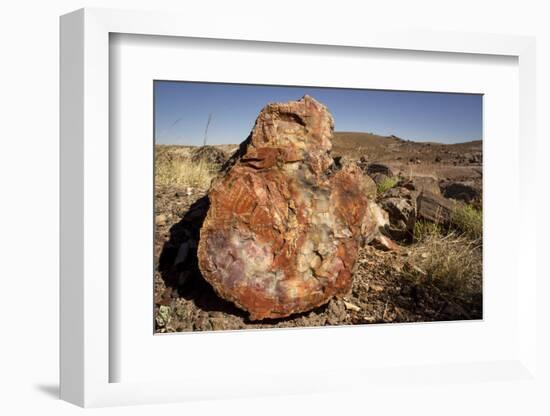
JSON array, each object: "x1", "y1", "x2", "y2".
[{"x1": 154, "y1": 132, "x2": 482, "y2": 332}]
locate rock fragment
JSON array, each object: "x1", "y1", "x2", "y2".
[
  {"x1": 190, "y1": 145, "x2": 227, "y2": 166},
  {"x1": 416, "y1": 191, "x2": 457, "y2": 224},
  {"x1": 366, "y1": 163, "x2": 394, "y2": 177},
  {"x1": 370, "y1": 234, "x2": 401, "y2": 252},
  {"x1": 440, "y1": 181, "x2": 481, "y2": 204}
]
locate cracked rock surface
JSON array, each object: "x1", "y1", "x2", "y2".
[{"x1": 197, "y1": 96, "x2": 378, "y2": 320}]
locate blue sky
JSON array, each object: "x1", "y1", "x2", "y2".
[{"x1": 154, "y1": 81, "x2": 482, "y2": 145}]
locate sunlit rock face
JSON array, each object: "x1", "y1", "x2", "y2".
[{"x1": 197, "y1": 95, "x2": 378, "y2": 320}]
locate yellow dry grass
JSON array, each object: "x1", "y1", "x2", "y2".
[
  {"x1": 155, "y1": 148, "x2": 216, "y2": 189},
  {"x1": 406, "y1": 226, "x2": 482, "y2": 300}
]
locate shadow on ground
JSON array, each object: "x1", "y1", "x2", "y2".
[{"x1": 34, "y1": 384, "x2": 59, "y2": 399}]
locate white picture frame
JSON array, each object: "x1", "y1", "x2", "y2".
[{"x1": 60, "y1": 7, "x2": 538, "y2": 408}]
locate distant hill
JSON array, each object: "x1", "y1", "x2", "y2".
[
  {"x1": 332, "y1": 132, "x2": 404, "y2": 156},
  {"x1": 332, "y1": 131, "x2": 481, "y2": 163}
]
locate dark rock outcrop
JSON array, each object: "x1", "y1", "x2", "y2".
[
  {"x1": 403, "y1": 176, "x2": 441, "y2": 196},
  {"x1": 191, "y1": 145, "x2": 227, "y2": 166},
  {"x1": 441, "y1": 181, "x2": 481, "y2": 203},
  {"x1": 379, "y1": 195, "x2": 416, "y2": 240},
  {"x1": 416, "y1": 191, "x2": 457, "y2": 224},
  {"x1": 366, "y1": 163, "x2": 394, "y2": 177}
]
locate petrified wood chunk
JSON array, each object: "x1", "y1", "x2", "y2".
[
  {"x1": 416, "y1": 191, "x2": 457, "y2": 224},
  {"x1": 197, "y1": 96, "x2": 378, "y2": 320}
]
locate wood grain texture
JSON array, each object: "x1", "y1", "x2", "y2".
[{"x1": 198, "y1": 96, "x2": 377, "y2": 320}]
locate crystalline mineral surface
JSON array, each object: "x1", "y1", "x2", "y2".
[{"x1": 198, "y1": 95, "x2": 377, "y2": 320}]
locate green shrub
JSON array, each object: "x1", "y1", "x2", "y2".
[
  {"x1": 451, "y1": 204, "x2": 483, "y2": 240},
  {"x1": 413, "y1": 220, "x2": 442, "y2": 241},
  {"x1": 376, "y1": 176, "x2": 399, "y2": 195}
]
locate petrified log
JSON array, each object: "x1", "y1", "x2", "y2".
[
  {"x1": 366, "y1": 163, "x2": 394, "y2": 177},
  {"x1": 197, "y1": 96, "x2": 378, "y2": 320},
  {"x1": 416, "y1": 191, "x2": 457, "y2": 224}
]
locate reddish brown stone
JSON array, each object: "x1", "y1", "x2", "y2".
[{"x1": 197, "y1": 96, "x2": 378, "y2": 320}]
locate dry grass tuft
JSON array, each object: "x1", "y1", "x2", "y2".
[
  {"x1": 155, "y1": 147, "x2": 217, "y2": 189},
  {"x1": 413, "y1": 220, "x2": 443, "y2": 242},
  {"x1": 406, "y1": 229, "x2": 482, "y2": 301}
]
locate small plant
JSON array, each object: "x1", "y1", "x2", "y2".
[
  {"x1": 155, "y1": 151, "x2": 216, "y2": 189},
  {"x1": 413, "y1": 220, "x2": 442, "y2": 242},
  {"x1": 376, "y1": 176, "x2": 399, "y2": 195},
  {"x1": 451, "y1": 204, "x2": 483, "y2": 240},
  {"x1": 406, "y1": 231, "x2": 482, "y2": 300}
]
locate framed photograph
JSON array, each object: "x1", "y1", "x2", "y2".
[{"x1": 60, "y1": 8, "x2": 538, "y2": 407}]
